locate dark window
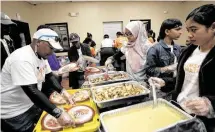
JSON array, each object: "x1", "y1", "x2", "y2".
[{"x1": 45, "y1": 22, "x2": 70, "y2": 52}]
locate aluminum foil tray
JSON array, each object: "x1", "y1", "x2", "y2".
[
  {"x1": 91, "y1": 81, "x2": 150, "y2": 108},
  {"x1": 100, "y1": 98, "x2": 193, "y2": 132},
  {"x1": 88, "y1": 71, "x2": 132, "y2": 86}
]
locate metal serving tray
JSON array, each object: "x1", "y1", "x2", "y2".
[
  {"x1": 100, "y1": 98, "x2": 193, "y2": 132},
  {"x1": 91, "y1": 81, "x2": 150, "y2": 108},
  {"x1": 87, "y1": 71, "x2": 132, "y2": 86}
]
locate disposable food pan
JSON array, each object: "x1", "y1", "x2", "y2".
[
  {"x1": 91, "y1": 81, "x2": 150, "y2": 108},
  {"x1": 88, "y1": 71, "x2": 132, "y2": 86},
  {"x1": 100, "y1": 98, "x2": 193, "y2": 132}
]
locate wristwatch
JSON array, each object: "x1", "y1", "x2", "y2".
[{"x1": 52, "y1": 107, "x2": 63, "y2": 118}]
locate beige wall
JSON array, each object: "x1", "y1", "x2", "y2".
[
  {"x1": 1, "y1": 1, "x2": 34, "y2": 28},
  {"x1": 2, "y1": 1, "x2": 215, "y2": 48}
]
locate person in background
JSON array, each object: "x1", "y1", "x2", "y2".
[
  {"x1": 1, "y1": 12, "x2": 16, "y2": 69},
  {"x1": 89, "y1": 42, "x2": 97, "y2": 67},
  {"x1": 147, "y1": 29, "x2": 156, "y2": 43},
  {"x1": 47, "y1": 54, "x2": 62, "y2": 75},
  {"x1": 37, "y1": 24, "x2": 52, "y2": 31},
  {"x1": 145, "y1": 19, "x2": 182, "y2": 95},
  {"x1": 83, "y1": 32, "x2": 96, "y2": 47},
  {"x1": 114, "y1": 31, "x2": 128, "y2": 49},
  {"x1": 153, "y1": 4, "x2": 215, "y2": 131},
  {"x1": 82, "y1": 32, "x2": 97, "y2": 57},
  {"x1": 114, "y1": 31, "x2": 128, "y2": 71},
  {"x1": 90, "y1": 41, "x2": 96, "y2": 57},
  {"x1": 99, "y1": 34, "x2": 116, "y2": 66},
  {"x1": 1, "y1": 29, "x2": 75, "y2": 132},
  {"x1": 105, "y1": 21, "x2": 152, "y2": 82},
  {"x1": 68, "y1": 33, "x2": 92, "y2": 89},
  {"x1": 82, "y1": 36, "x2": 97, "y2": 66}
]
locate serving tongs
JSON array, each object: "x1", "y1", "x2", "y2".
[
  {"x1": 103, "y1": 64, "x2": 110, "y2": 80},
  {"x1": 148, "y1": 78, "x2": 158, "y2": 108}
]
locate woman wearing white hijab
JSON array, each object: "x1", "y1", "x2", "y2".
[{"x1": 105, "y1": 21, "x2": 152, "y2": 82}]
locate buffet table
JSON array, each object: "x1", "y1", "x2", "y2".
[{"x1": 33, "y1": 68, "x2": 203, "y2": 132}]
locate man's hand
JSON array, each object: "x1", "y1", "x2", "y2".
[
  {"x1": 57, "y1": 111, "x2": 75, "y2": 127},
  {"x1": 160, "y1": 63, "x2": 178, "y2": 73},
  {"x1": 148, "y1": 77, "x2": 165, "y2": 89},
  {"x1": 166, "y1": 63, "x2": 178, "y2": 71},
  {"x1": 61, "y1": 89, "x2": 75, "y2": 105},
  {"x1": 105, "y1": 58, "x2": 112, "y2": 67},
  {"x1": 185, "y1": 97, "x2": 210, "y2": 116}
]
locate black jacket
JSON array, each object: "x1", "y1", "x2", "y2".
[
  {"x1": 68, "y1": 44, "x2": 91, "y2": 89},
  {"x1": 68, "y1": 43, "x2": 91, "y2": 62},
  {"x1": 1, "y1": 41, "x2": 8, "y2": 69},
  {"x1": 1, "y1": 38, "x2": 16, "y2": 69},
  {"x1": 172, "y1": 44, "x2": 215, "y2": 132}
]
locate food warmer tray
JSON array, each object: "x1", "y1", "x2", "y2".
[
  {"x1": 100, "y1": 98, "x2": 193, "y2": 132},
  {"x1": 87, "y1": 71, "x2": 132, "y2": 86},
  {"x1": 91, "y1": 81, "x2": 150, "y2": 108}
]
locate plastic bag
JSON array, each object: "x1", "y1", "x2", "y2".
[{"x1": 159, "y1": 118, "x2": 207, "y2": 132}]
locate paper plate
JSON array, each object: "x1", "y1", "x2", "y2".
[
  {"x1": 49, "y1": 91, "x2": 67, "y2": 105},
  {"x1": 85, "y1": 67, "x2": 100, "y2": 73},
  {"x1": 72, "y1": 90, "x2": 90, "y2": 102},
  {"x1": 41, "y1": 114, "x2": 63, "y2": 131},
  {"x1": 67, "y1": 105, "x2": 94, "y2": 125},
  {"x1": 58, "y1": 63, "x2": 78, "y2": 74}
]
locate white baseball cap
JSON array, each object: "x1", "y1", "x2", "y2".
[
  {"x1": 1, "y1": 12, "x2": 15, "y2": 25},
  {"x1": 33, "y1": 29, "x2": 63, "y2": 50}
]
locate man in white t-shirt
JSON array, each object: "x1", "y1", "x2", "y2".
[
  {"x1": 100, "y1": 34, "x2": 116, "y2": 65},
  {"x1": 1, "y1": 29, "x2": 76, "y2": 132},
  {"x1": 101, "y1": 34, "x2": 114, "y2": 48}
]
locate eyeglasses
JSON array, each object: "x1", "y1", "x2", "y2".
[
  {"x1": 47, "y1": 43, "x2": 54, "y2": 50},
  {"x1": 124, "y1": 32, "x2": 133, "y2": 37}
]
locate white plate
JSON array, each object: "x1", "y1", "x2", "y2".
[
  {"x1": 58, "y1": 63, "x2": 78, "y2": 74},
  {"x1": 41, "y1": 114, "x2": 62, "y2": 131},
  {"x1": 49, "y1": 91, "x2": 67, "y2": 105},
  {"x1": 72, "y1": 90, "x2": 90, "y2": 102},
  {"x1": 85, "y1": 67, "x2": 100, "y2": 72},
  {"x1": 67, "y1": 105, "x2": 94, "y2": 125}
]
